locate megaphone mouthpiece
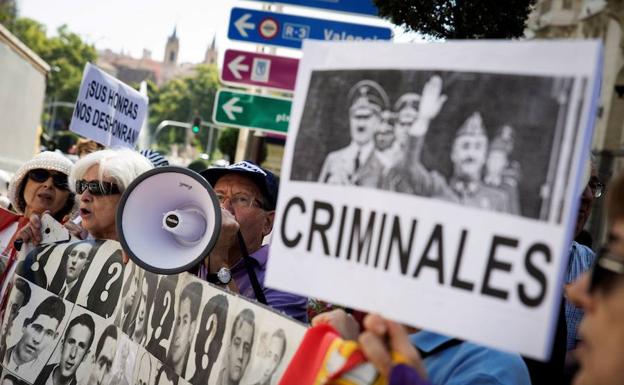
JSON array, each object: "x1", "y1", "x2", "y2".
[{"x1": 162, "y1": 207, "x2": 207, "y2": 245}]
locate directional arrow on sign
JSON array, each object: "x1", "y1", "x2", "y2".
[
  {"x1": 227, "y1": 55, "x2": 249, "y2": 80},
  {"x1": 235, "y1": 13, "x2": 254, "y2": 37},
  {"x1": 222, "y1": 97, "x2": 243, "y2": 120},
  {"x1": 221, "y1": 49, "x2": 299, "y2": 92},
  {"x1": 213, "y1": 89, "x2": 292, "y2": 134}
]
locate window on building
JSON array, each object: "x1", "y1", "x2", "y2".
[
  {"x1": 169, "y1": 51, "x2": 175, "y2": 63},
  {"x1": 562, "y1": 0, "x2": 573, "y2": 9}
]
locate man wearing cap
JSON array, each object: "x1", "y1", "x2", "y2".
[
  {"x1": 318, "y1": 80, "x2": 388, "y2": 186},
  {"x1": 436, "y1": 112, "x2": 511, "y2": 213},
  {"x1": 198, "y1": 161, "x2": 308, "y2": 323}
]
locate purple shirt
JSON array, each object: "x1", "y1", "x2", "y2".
[{"x1": 231, "y1": 245, "x2": 308, "y2": 323}]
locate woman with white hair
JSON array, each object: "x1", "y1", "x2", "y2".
[{"x1": 18, "y1": 148, "x2": 152, "y2": 244}]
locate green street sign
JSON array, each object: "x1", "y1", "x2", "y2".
[{"x1": 212, "y1": 89, "x2": 292, "y2": 134}]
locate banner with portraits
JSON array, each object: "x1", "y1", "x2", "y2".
[
  {"x1": 265, "y1": 40, "x2": 603, "y2": 360},
  {"x1": 0, "y1": 240, "x2": 306, "y2": 385}
]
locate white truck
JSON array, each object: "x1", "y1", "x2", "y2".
[{"x1": 0, "y1": 23, "x2": 49, "y2": 173}]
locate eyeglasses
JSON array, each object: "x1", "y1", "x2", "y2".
[
  {"x1": 215, "y1": 192, "x2": 265, "y2": 210},
  {"x1": 589, "y1": 247, "x2": 624, "y2": 294},
  {"x1": 75, "y1": 180, "x2": 121, "y2": 196},
  {"x1": 28, "y1": 169, "x2": 69, "y2": 190},
  {"x1": 588, "y1": 177, "x2": 604, "y2": 199}
]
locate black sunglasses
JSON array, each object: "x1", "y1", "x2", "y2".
[
  {"x1": 589, "y1": 247, "x2": 624, "y2": 294},
  {"x1": 28, "y1": 169, "x2": 69, "y2": 190},
  {"x1": 75, "y1": 180, "x2": 121, "y2": 196}
]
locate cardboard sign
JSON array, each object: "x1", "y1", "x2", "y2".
[
  {"x1": 69, "y1": 63, "x2": 148, "y2": 148},
  {"x1": 0, "y1": 240, "x2": 306, "y2": 385},
  {"x1": 266, "y1": 40, "x2": 602, "y2": 360}
]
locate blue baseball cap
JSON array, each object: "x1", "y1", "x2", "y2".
[{"x1": 200, "y1": 161, "x2": 279, "y2": 210}]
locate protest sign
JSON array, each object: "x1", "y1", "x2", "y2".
[
  {"x1": 266, "y1": 40, "x2": 602, "y2": 360},
  {"x1": 69, "y1": 63, "x2": 148, "y2": 148},
  {"x1": 0, "y1": 239, "x2": 306, "y2": 385}
]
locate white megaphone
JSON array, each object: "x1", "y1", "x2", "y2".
[{"x1": 116, "y1": 166, "x2": 221, "y2": 274}]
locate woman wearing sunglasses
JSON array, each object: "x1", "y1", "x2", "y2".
[
  {"x1": 567, "y1": 171, "x2": 624, "y2": 385},
  {"x1": 0, "y1": 151, "x2": 76, "y2": 284},
  {"x1": 69, "y1": 148, "x2": 152, "y2": 241}
]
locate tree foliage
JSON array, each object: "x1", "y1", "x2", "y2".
[
  {"x1": 217, "y1": 128, "x2": 239, "y2": 162},
  {"x1": 373, "y1": 0, "x2": 537, "y2": 39},
  {"x1": 148, "y1": 64, "x2": 221, "y2": 153},
  {"x1": 7, "y1": 18, "x2": 97, "y2": 129}
]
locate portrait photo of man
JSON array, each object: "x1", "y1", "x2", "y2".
[
  {"x1": 0, "y1": 277, "x2": 31, "y2": 362},
  {"x1": 165, "y1": 281, "x2": 202, "y2": 377},
  {"x1": 48, "y1": 241, "x2": 95, "y2": 302},
  {"x1": 115, "y1": 263, "x2": 141, "y2": 334},
  {"x1": 3, "y1": 295, "x2": 66, "y2": 379},
  {"x1": 217, "y1": 308, "x2": 255, "y2": 385},
  {"x1": 86, "y1": 325, "x2": 118, "y2": 385},
  {"x1": 253, "y1": 329, "x2": 287, "y2": 385},
  {"x1": 34, "y1": 313, "x2": 95, "y2": 385},
  {"x1": 436, "y1": 112, "x2": 512, "y2": 213},
  {"x1": 318, "y1": 80, "x2": 389, "y2": 186}
]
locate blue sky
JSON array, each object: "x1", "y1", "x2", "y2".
[{"x1": 18, "y1": 0, "x2": 420, "y2": 64}]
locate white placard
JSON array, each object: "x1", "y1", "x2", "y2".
[
  {"x1": 266, "y1": 40, "x2": 602, "y2": 360},
  {"x1": 69, "y1": 63, "x2": 148, "y2": 148}
]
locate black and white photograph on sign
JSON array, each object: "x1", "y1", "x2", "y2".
[
  {"x1": 1, "y1": 280, "x2": 72, "y2": 383},
  {"x1": 215, "y1": 306, "x2": 256, "y2": 385},
  {"x1": 14, "y1": 239, "x2": 123, "y2": 319},
  {"x1": 164, "y1": 280, "x2": 203, "y2": 379},
  {"x1": 128, "y1": 272, "x2": 157, "y2": 346},
  {"x1": 0, "y1": 277, "x2": 32, "y2": 365},
  {"x1": 145, "y1": 274, "x2": 179, "y2": 363},
  {"x1": 239, "y1": 304, "x2": 305, "y2": 385},
  {"x1": 83, "y1": 247, "x2": 124, "y2": 319},
  {"x1": 48, "y1": 241, "x2": 101, "y2": 302},
  {"x1": 290, "y1": 69, "x2": 582, "y2": 221},
  {"x1": 114, "y1": 262, "x2": 142, "y2": 334},
  {"x1": 84, "y1": 324, "x2": 119, "y2": 385},
  {"x1": 32, "y1": 306, "x2": 109, "y2": 385},
  {"x1": 0, "y1": 371, "x2": 29, "y2": 385},
  {"x1": 109, "y1": 334, "x2": 138, "y2": 385},
  {"x1": 131, "y1": 348, "x2": 157, "y2": 385},
  {"x1": 186, "y1": 284, "x2": 230, "y2": 385}
]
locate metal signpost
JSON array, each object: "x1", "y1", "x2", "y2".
[
  {"x1": 228, "y1": 7, "x2": 392, "y2": 49},
  {"x1": 221, "y1": 49, "x2": 299, "y2": 92},
  {"x1": 212, "y1": 89, "x2": 292, "y2": 134}
]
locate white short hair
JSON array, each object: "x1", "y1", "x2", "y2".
[{"x1": 70, "y1": 148, "x2": 153, "y2": 193}]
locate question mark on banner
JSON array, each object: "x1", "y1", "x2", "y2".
[
  {"x1": 202, "y1": 314, "x2": 217, "y2": 369},
  {"x1": 100, "y1": 262, "x2": 122, "y2": 302},
  {"x1": 30, "y1": 245, "x2": 49, "y2": 272},
  {"x1": 154, "y1": 291, "x2": 171, "y2": 340}
]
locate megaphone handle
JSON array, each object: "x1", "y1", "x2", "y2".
[{"x1": 237, "y1": 231, "x2": 268, "y2": 305}]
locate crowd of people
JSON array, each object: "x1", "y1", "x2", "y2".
[{"x1": 0, "y1": 127, "x2": 621, "y2": 385}]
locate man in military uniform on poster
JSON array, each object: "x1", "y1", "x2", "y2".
[
  {"x1": 318, "y1": 80, "x2": 389, "y2": 186},
  {"x1": 436, "y1": 112, "x2": 512, "y2": 212}
]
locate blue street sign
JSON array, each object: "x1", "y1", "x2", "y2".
[
  {"x1": 228, "y1": 7, "x2": 392, "y2": 50},
  {"x1": 249, "y1": 0, "x2": 378, "y2": 17}
]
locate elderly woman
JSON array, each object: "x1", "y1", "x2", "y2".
[
  {"x1": 70, "y1": 148, "x2": 153, "y2": 240},
  {"x1": 18, "y1": 148, "x2": 152, "y2": 245},
  {"x1": 0, "y1": 152, "x2": 75, "y2": 285}
]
